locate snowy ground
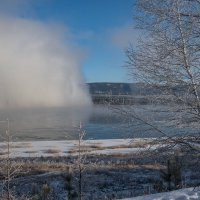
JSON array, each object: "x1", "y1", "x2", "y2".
[
  {"x1": 0, "y1": 138, "x2": 153, "y2": 158},
  {"x1": 0, "y1": 139, "x2": 199, "y2": 199},
  {"x1": 121, "y1": 187, "x2": 200, "y2": 200}
]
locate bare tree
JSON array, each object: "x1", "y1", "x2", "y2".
[
  {"x1": 64, "y1": 122, "x2": 91, "y2": 200},
  {"x1": 0, "y1": 119, "x2": 21, "y2": 200},
  {"x1": 68, "y1": 122, "x2": 87, "y2": 200},
  {"x1": 77, "y1": 122, "x2": 86, "y2": 200},
  {"x1": 126, "y1": 0, "x2": 200, "y2": 152}
]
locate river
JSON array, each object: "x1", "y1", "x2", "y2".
[{"x1": 0, "y1": 105, "x2": 198, "y2": 141}]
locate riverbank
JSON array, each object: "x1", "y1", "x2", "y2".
[
  {"x1": 0, "y1": 138, "x2": 199, "y2": 199},
  {"x1": 0, "y1": 138, "x2": 152, "y2": 158}
]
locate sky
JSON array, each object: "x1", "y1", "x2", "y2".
[{"x1": 0, "y1": 0, "x2": 138, "y2": 83}]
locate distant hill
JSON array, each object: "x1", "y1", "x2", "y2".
[
  {"x1": 87, "y1": 82, "x2": 192, "y2": 105},
  {"x1": 87, "y1": 82, "x2": 161, "y2": 96}
]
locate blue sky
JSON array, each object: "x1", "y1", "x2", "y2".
[{"x1": 1, "y1": 0, "x2": 138, "y2": 83}]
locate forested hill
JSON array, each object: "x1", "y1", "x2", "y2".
[{"x1": 87, "y1": 82, "x2": 161, "y2": 96}]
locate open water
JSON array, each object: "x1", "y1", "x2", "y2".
[{"x1": 0, "y1": 105, "x2": 198, "y2": 141}]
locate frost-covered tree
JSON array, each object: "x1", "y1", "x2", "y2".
[
  {"x1": 0, "y1": 119, "x2": 21, "y2": 200},
  {"x1": 126, "y1": 0, "x2": 200, "y2": 152}
]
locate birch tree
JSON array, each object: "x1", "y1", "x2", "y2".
[{"x1": 126, "y1": 0, "x2": 200, "y2": 151}]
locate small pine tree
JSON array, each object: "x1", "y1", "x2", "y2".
[
  {"x1": 160, "y1": 160, "x2": 172, "y2": 191},
  {"x1": 160, "y1": 153, "x2": 182, "y2": 191},
  {"x1": 171, "y1": 154, "x2": 182, "y2": 189},
  {"x1": 64, "y1": 166, "x2": 73, "y2": 200},
  {"x1": 31, "y1": 183, "x2": 40, "y2": 200},
  {"x1": 41, "y1": 182, "x2": 51, "y2": 200},
  {"x1": 153, "y1": 180, "x2": 165, "y2": 192}
]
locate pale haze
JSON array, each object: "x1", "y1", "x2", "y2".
[{"x1": 0, "y1": 16, "x2": 91, "y2": 109}]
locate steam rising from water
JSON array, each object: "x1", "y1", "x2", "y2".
[{"x1": 0, "y1": 16, "x2": 91, "y2": 109}]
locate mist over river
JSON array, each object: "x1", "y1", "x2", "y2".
[{"x1": 0, "y1": 105, "x2": 198, "y2": 141}]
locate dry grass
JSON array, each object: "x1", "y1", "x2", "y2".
[
  {"x1": 131, "y1": 141, "x2": 149, "y2": 148},
  {"x1": 0, "y1": 149, "x2": 172, "y2": 180},
  {"x1": 12, "y1": 158, "x2": 164, "y2": 177},
  {"x1": 92, "y1": 163, "x2": 165, "y2": 171},
  {"x1": 69, "y1": 141, "x2": 149, "y2": 154},
  {"x1": 18, "y1": 162, "x2": 84, "y2": 176},
  {"x1": 43, "y1": 149, "x2": 61, "y2": 154},
  {"x1": 0, "y1": 144, "x2": 7, "y2": 149},
  {"x1": 12, "y1": 143, "x2": 33, "y2": 148},
  {"x1": 0, "y1": 151, "x2": 7, "y2": 156},
  {"x1": 24, "y1": 151, "x2": 38, "y2": 154},
  {"x1": 0, "y1": 143, "x2": 33, "y2": 151}
]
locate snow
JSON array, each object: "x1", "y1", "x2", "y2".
[
  {"x1": 0, "y1": 139, "x2": 199, "y2": 199},
  {"x1": 0, "y1": 138, "x2": 151, "y2": 158},
  {"x1": 120, "y1": 187, "x2": 200, "y2": 200}
]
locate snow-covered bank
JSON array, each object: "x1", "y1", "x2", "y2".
[
  {"x1": 0, "y1": 138, "x2": 199, "y2": 200},
  {"x1": 0, "y1": 138, "x2": 152, "y2": 158},
  {"x1": 120, "y1": 187, "x2": 200, "y2": 200}
]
